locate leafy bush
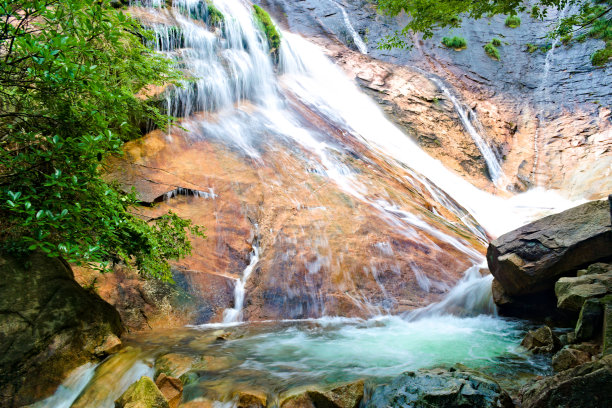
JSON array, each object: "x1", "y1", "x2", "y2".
[
  {"x1": 491, "y1": 37, "x2": 502, "y2": 46},
  {"x1": 505, "y1": 15, "x2": 521, "y2": 28},
  {"x1": 0, "y1": 0, "x2": 204, "y2": 280},
  {"x1": 441, "y1": 36, "x2": 467, "y2": 49},
  {"x1": 207, "y1": 3, "x2": 225, "y2": 26},
  {"x1": 484, "y1": 43, "x2": 501, "y2": 60},
  {"x1": 526, "y1": 43, "x2": 538, "y2": 53},
  {"x1": 592, "y1": 47, "x2": 612, "y2": 66},
  {"x1": 253, "y1": 5, "x2": 281, "y2": 53}
]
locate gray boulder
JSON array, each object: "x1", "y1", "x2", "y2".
[
  {"x1": 555, "y1": 273, "x2": 611, "y2": 312},
  {"x1": 487, "y1": 199, "x2": 612, "y2": 297},
  {"x1": 364, "y1": 367, "x2": 513, "y2": 408},
  {"x1": 0, "y1": 252, "x2": 123, "y2": 407},
  {"x1": 551, "y1": 348, "x2": 591, "y2": 372},
  {"x1": 521, "y1": 326, "x2": 561, "y2": 354}
]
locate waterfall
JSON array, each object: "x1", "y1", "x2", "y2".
[
  {"x1": 532, "y1": 3, "x2": 573, "y2": 184},
  {"x1": 328, "y1": 0, "x2": 368, "y2": 54},
  {"x1": 428, "y1": 77, "x2": 504, "y2": 185},
  {"x1": 223, "y1": 244, "x2": 261, "y2": 323}
]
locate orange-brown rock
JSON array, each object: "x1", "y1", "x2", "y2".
[{"x1": 156, "y1": 373, "x2": 184, "y2": 408}]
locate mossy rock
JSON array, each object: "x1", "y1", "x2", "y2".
[
  {"x1": 115, "y1": 376, "x2": 169, "y2": 408},
  {"x1": 253, "y1": 5, "x2": 281, "y2": 54}
]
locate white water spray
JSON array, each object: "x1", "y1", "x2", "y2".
[{"x1": 329, "y1": 0, "x2": 368, "y2": 54}]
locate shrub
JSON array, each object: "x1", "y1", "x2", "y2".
[
  {"x1": 441, "y1": 36, "x2": 467, "y2": 49},
  {"x1": 253, "y1": 5, "x2": 281, "y2": 53},
  {"x1": 484, "y1": 43, "x2": 500, "y2": 60},
  {"x1": 592, "y1": 47, "x2": 612, "y2": 66},
  {"x1": 207, "y1": 3, "x2": 225, "y2": 26},
  {"x1": 505, "y1": 15, "x2": 521, "y2": 28},
  {"x1": 526, "y1": 43, "x2": 538, "y2": 53},
  {"x1": 491, "y1": 38, "x2": 502, "y2": 46}
]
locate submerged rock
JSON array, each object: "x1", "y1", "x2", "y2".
[
  {"x1": 155, "y1": 353, "x2": 194, "y2": 378},
  {"x1": 521, "y1": 326, "x2": 561, "y2": 354},
  {"x1": 521, "y1": 355, "x2": 612, "y2": 408},
  {"x1": 115, "y1": 376, "x2": 169, "y2": 408},
  {"x1": 0, "y1": 252, "x2": 123, "y2": 407},
  {"x1": 232, "y1": 389, "x2": 267, "y2": 408},
  {"x1": 364, "y1": 368, "x2": 513, "y2": 408},
  {"x1": 488, "y1": 199, "x2": 612, "y2": 298}
]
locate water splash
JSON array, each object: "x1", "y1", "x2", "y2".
[{"x1": 30, "y1": 363, "x2": 98, "y2": 408}]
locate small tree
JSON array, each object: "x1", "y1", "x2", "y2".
[{"x1": 0, "y1": 0, "x2": 204, "y2": 280}]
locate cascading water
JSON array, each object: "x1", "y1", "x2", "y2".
[
  {"x1": 328, "y1": 0, "x2": 368, "y2": 54},
  {"x1": 532, "y1": 4, "x2": 573, "y2": 184},
  {"x1": 223, "y1": 243, "x2": 261, "y2": 323},
  {"x1": 428, "y1": 77, "x2": 504, "y2": 185}
]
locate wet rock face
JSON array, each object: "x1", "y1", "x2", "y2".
[
  {"x1": 521, "y1": 326, "x2": 561, "y2": 354},
  {"x1": 520, "y1": 354, "x2": 612, "y2": 408},
  {"x1": 364, "y1": 367, "x2": 513, "y2": 408},
  {"x1": 487, "y1": 199, "x2": 612, "y2": 297},
  {"x1": 280, "y1": 380, "x2": 364, "y2": 408},
  {"x1": 111, "y1": 114, "x2": 485, "y2": 322},
  {"x1": 0, "y1": 252, "x2": 123, "y2": 407}
]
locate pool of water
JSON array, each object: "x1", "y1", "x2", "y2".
[{"x1": 35, "y1": 314, "x2": 551, "y2": 407}]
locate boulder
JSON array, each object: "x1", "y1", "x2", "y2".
[
  {"x1": 487, "y1": 199, "x2": 612, "y2": 297},
  {"x1": 364, "y1": 368, "x2": 513, "y2": 408},
  {"x1": 521, "y1": 326, "x2": 561, "y2": 354},
  {"x1": 555, "y1": 273, "x2": 611, "y2": 311},
  {"x1": 551, "y1": 348, "x2": 591, "y2": 372},
  {"x1": 575, "y1": 298, "x2": 605, "y2": 341},
  {"x1": 115, "y1": 376, "x2": 170, "y2": 408},
  {"x1": 156, "y1": 373, "x2": 183, "y2": 408},
  {"x1": 281, "y1": 380, "x2": 364, "y2": 408},
  {"x1": 521, "y1": 355, "x2": 612, "y2": 408},
  {"x1": 604, "y1": 303, "x2": 612, "y2": 356},
  {"x1": 0, "y1": 252, "x2": 123, "y2": 408},
  {"x1": 577, "y1": 263, "x2": 612, "y2": 277}
]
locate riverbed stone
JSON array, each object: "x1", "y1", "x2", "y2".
[
  {"x1": 365, "y1": 367, "x2": 513, "y2": 408},
  {"x1": 155, "y1": 353, "x2": 194, "y2": 378},
  {"x1": 551, "y1": 347, "x2": 591, "y2": 372},
  {"x1": 233, "y1": 389, "x2": 267, "y2": 408},
  {"x1": 155, "y1": 373, "x2": 183, "y2": 408},
  {"x1": 115, "y1": 376, "x2": 170, "y2": 408},
  {"x1": 280, "y1": 380, "x2": 364, "y2": 408},
  {"x1": 521, "y1": 354, "x2": 612, "y2": 407},
  {"x1": 521, "y1": 326, "x2": 561, "y2": 354},
  {"x1": 487, "y1": 199, "x2": 612, "y2": 297}
]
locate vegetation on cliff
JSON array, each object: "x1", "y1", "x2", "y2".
[
  {"x1": 377, "y1": 0, "x2": 612, "y2": 66},
  {"x1": 0, "y1": 0, "x2": 204, "y2": 280},
  {"x1": 253, "y1": 4, "x2": 281, "y2": 54}
]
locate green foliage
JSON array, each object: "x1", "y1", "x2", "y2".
[
  {"x1": 526, "y1": 43, "x2": 539, "y2": 53},
  {"x1": 206, "y1": 3, "x2": 225, "y2": 26},
  {"x1": 0, "y1": 0, "x2": 204, "y2": 280},
  {"x1": 491, "y1": 37, "x2": 502, "y2": 46},
  {"x1": 376, "y1": 0, "x2": 612, "y2": 65},
  {"x1": 592, "y1": 46, "x2": 612, "y2": 64},
  {"x1": 253, "y1": 5, "x2": 281, "y2": 53},
  {"x1": 441, "y1": 36, "x2": 467, "y2": 49},
  {"x1": 505, "y1": 15, "x2": 521, "y2": 28},
  {"x1": 484, "y1": 42, "x2": 501, "y2": 60}
]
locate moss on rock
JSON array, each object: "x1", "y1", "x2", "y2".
[{"x1": 253, "y1": 5, "x2": 281, "y2": 54}]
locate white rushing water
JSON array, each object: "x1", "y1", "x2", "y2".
[
  {"x1": 329, "y1": 0, "x2": 368, "y2": 54},
  {"x1": 223, "y1": 244, "x2": 261, "y2": 323}
]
